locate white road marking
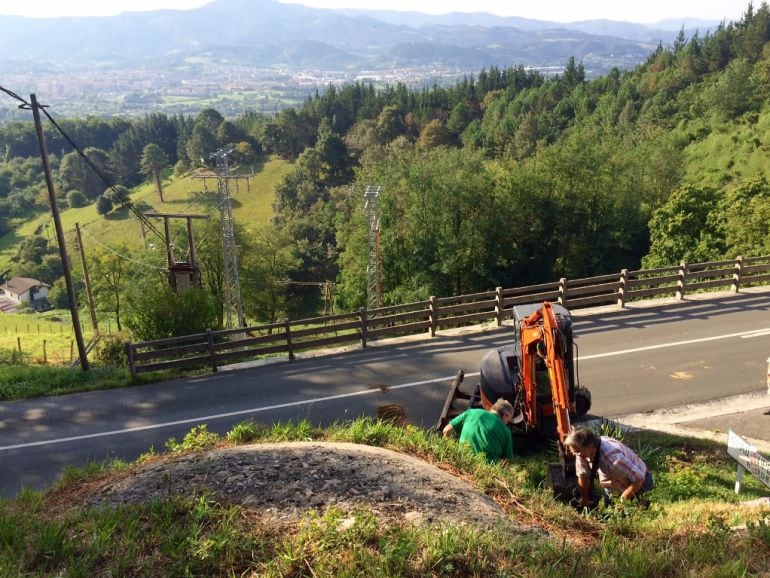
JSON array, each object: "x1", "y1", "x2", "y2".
[
  {"x1": 740, "y1": 329, "x2": 770, "y2": 339},
  {"x1": 580, "y1": 328, "x2": 770, "y2": 360},
  {"x1": 0, "y1": 373, "x2": 480, "y2": 452}
]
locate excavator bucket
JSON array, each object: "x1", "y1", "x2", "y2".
[{"x1": 546, "y1": 441, "x2": 579, "y2": 501}]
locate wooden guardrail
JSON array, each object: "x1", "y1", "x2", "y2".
[{"x1": 125, "y1": 255, "x2": 770, "y2": 377}]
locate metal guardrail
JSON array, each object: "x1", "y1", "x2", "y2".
[{"x1": 125, "y1": 255, "x2": 770, "y2": 377}]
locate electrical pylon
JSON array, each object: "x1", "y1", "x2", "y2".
[
  {"x1": 211, "y1": 149, "x2": 245, "y2": 328},
  {"x1": 364, "y1": 185, "x2": 382, "y2": 310}
]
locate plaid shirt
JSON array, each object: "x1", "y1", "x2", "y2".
[{"x1": 575, "y1": 436, "x2": 647, "y2": 494}]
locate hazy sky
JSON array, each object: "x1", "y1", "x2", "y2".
[{"x1": 0, "y1": 0, "x2": 751, "y2": 24}]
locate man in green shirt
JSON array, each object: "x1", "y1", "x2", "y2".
[{"x1": 442, "y1": 398, "x2": 515, "y2": 463}]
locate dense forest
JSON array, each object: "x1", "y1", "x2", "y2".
[{"x1": 1, "y1": 3, "x2": 770, "y2": 329}]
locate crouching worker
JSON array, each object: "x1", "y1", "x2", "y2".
[
  {"x1": 564, "y1": 427, "x2": 653, "y2": 511},
  {"x1": 442, "y1": 399, "x2": 515, "y2": 463}
]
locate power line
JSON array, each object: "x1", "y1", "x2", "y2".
[
  {"x1": 80, "y1": 227, "x2": 166, "y2": 271},
  {"x1": 37, "y1": 106, "x2": 165, "y2": 243},
  {"x1": 0, "y1": 84, "x2": 166, "y2": 244},
  {"x1": 0, "y1": 84, "x2": 30, "y2": 107}
]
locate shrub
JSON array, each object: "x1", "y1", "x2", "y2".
[
  {"x1": 47, "y1": 278, "x2": 70, "y2": 309},
  {"x1": 104, "y1": 185, "x2": 130, "y2": 205},
  {"x1": 174, "y1": 159, "x2": 190, "y2": 177},
  {"x1": 95, "y1": 194, "x2": 113, "y2": 215},
  {"x1": 124, "y1": 285, "x2": 220, "y2": 341},
  {"x1": 95, "y1": 334, "x2": 129, "y2": 367},
  {"x1": 65, "y1": 190, "x2": 88, "y2": 208}
]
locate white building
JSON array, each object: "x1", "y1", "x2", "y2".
[{"x1": 0, "y1": 277, "x2": 51, "y2": 311}]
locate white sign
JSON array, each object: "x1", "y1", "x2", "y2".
[{"x1": 727, "y1": 430, "x2": 770, "y2": 492}]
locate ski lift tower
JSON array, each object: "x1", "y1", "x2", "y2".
[
  {"x1": 211, "y1": 148, "x2": 245, "y2": 329},
  {"x1": 364, "y1": 185, "x2": 382, "y2": 310}
]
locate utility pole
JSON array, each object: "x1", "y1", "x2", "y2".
[
  {"x1": 75, "y1": 223, "x2": 99, "y2": 335},
  {"x1": 29, "y1": 94, "x2": 89, "y2": 370}
]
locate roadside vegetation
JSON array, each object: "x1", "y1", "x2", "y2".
[
  {"x1": 0, "y1": 363, "x2": 167, "y2": 401},
  {"x1": 1, "y1": 418, "x2": 768, "y2": 577}
]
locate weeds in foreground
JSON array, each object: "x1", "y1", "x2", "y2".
[
  {"x1": 1, "y1": 418, "x2": 769, "y2": 577},
  {"x1": 165, "y1": 424, "x2": 220, "y2": 453}
]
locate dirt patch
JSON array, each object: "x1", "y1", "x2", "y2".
[{"x1": 70, "y1": 441, "x2": 541, "y2": 535}]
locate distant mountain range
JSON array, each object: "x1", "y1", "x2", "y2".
[{"x1": 0, "y1": 0, "x2": 720, "y2": 74}]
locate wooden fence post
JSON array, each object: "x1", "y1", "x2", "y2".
[
  {"x1": 618, "y1": 269, "x2": 629, "y2": 309},
  {"x1": 359, "y1": 307, "x2": 368, "y2": 348},
  {"x1": 429, "y1": 296, "x2": 438, "y2": 336},
  {"x1": 284, "y1": 318, "x2": 295, "y2": 361},
  {"x1": 732, "y1": 255, "x2": 744, "y2": 293},
  {"x1": 206, "y1": 329, "x2": 218, "y2": 373},
  {"x1": 676, "y1": 261, "x2": 689, "y2": 300},
  {"x1": 558, "y1": 278, "x2": 567, "y2": 306},
  {"x1": 125, "y1": 340, "x2": 136, "y2": 379},
  {"x1": 42, "y1": 339, "x2": 47, "y2": 365},
  {"x1": 17, "y1": 336, "x2": 21, "y2": 357},
  {"x1": 495, "y1": 287, "x2": 504, "y2": 326}
]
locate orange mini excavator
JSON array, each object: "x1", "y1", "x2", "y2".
[{"x1": 437, "y1": 301, "x2": 591, "y2": 496}]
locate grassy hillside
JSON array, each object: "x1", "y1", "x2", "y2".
[
  {"x1": 0, "y1": 156, "x2": 292, "y2": 274},
  {"x1": 2, "y1": 418, "x2": 768, "y2": 577}
]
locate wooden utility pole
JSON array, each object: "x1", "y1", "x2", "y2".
[
  {"x1": 30, "y1": 94, "x2": 89, "y2": 370},
  {"x1": 75, "y1": 223, "x2": 99, "y2": 335}
]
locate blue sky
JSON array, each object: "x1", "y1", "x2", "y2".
[{"x1": 0, "y1": 0, "x2": 751, "y2": 23}]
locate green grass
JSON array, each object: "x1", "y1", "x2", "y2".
[
  {"x1": 0, "y1": 348, "x2": 202, "y2": 400},
  {"x1": 0, "y1": 364, "x2": 142, "y2": 399},
  {"x1": 0, "y1": 310, "x2": 99, "y2": 365},
  {"x1": 0, "y1": 155, "x2": 292, "y2": 367},
  {"x1": 2, "y1": 419, "x2": 767, "y2": 577}
]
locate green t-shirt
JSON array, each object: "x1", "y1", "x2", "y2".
[{"x1": 449, "y1": 408, "x2": 513, "y2": 462}]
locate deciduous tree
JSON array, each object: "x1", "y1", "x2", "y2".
[{"x1": 89, "y1": 244, "x2": 135, "y2": 332}]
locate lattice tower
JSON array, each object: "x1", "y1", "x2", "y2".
[
  {"x1": 364, "y1": 185, "x2": 382, "y2": 310},
  {"x1": 211, "y1": 149, "x2": 245, "y2": 328}
]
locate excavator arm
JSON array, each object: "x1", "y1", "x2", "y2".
[
  {"x1": 520, "y1": 301, "x2": 572, "y2": 442},
  {"x1": 522, "y1": 301, "x2": 580, "y2": 499}
]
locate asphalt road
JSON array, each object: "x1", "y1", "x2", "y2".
[{"x1": 1, "y1": 289, "x2": 769, "y2": 497}]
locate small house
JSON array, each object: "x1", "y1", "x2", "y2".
[{"x1": 0, "y1": 277, "x2": 52, "y2": 311}]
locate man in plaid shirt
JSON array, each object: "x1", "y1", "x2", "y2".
[{"x1": 565, "y1": 427, "x2": 653, "y2": 509}]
